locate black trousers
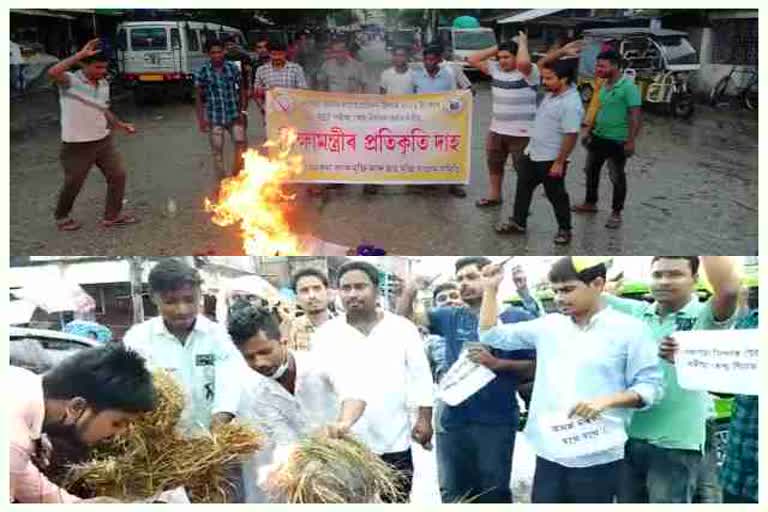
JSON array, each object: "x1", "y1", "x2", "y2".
[
  {"x1": 512, "y1": 154, "x2": 572, "y2": 231},
  {"x1": 380, "y1": 448, "x2": 414, "y2": 503},
  {"x1": 583, "y1": 135, "x2": 628, "y2": 212},
  {"x1": 532, "y1": 456, "x2": 620, "y2": 503}
]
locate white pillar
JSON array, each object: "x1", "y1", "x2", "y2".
[{"x1": 699, "y1": 27, "x2": 713, "y2": 65}]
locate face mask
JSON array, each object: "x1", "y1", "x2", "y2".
[{"x1": 266, "y1": 349, "x2": 290, "y2": 380}]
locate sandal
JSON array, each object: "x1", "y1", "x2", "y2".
[
  {"x1": 102, "y1": 215, "x2": 139, "y2": 228},
  {"x1": 56, "y1": 218, "x2": 82, "y2": 231},
  {"x1": 495, "y1": 219, "x2": 526, "y2": 234},
  {"x1": 450, "y1": 185, "x2": 467, "y2": 198},
  {"x1": 475, "y1": 197, "x2": 502, "y2": 208},
  {"x1": 554, "y1": 230, "x2": 572, "y2": 245}
]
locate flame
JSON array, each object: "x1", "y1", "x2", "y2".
[{"x1": 205, "y1": 128, "x2": 305, "y2": 255}]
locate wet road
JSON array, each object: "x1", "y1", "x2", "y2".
[{"x1": 10, "y1": 41, "x2": 757, "y2": 256}]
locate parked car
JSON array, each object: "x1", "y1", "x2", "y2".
[{"x1": 9, "y1": 327, "x2": 100, "y2": 374}]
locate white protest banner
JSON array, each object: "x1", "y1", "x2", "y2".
[
  {"x1": 675, "y1": 329, "x2": 760, "y2": 395},
  {"x1": 437, "y1": 348, "x2": 496, "y2": 406},
  {"x1": 539, "y1": 413, "x2": 627, "y2": 458}
]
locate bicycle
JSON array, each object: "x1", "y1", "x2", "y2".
[{"x1": 709, "y1": 65, "x2": 758, "y2": 111}]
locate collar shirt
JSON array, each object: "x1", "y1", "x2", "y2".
[
  {"x1": 123, "y1": 315, "x2": 247, "y2": 435},
  {"x1": 238, "y1": 350, "x2": 365, "y2": 502},
  {"x1": 311, "y1": 310, "x2": 434, "y2": 454},
  {"x1": 480, "y1": 308, "x2": 663, "y2": 468},
  {"x1": 603, "y1": 294, "x2": 736, "y2": 451}
]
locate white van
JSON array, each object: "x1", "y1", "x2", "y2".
[
  {"x1": 438, "y1": 26, "x2": 497, "y2": 72},
  {"x1": 115, "y1": 21, "x2": 247, "y2": 103}
]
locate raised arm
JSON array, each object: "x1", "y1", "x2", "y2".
[
  {"x1": 516, "y1": 31, "x2": 532, "y2": 76},
  {"x1": 466, "y1": 45, "x2": 498, "y2": 76},
  {"x1": 47, "y1": 38, "x2": 101, "y2": 87},
  {"x1": 537, "y1": 39, "x2": 583, "y2": 70},
  {"x1": 701, "y1": 256, "x2": 741, "y2": 322}
]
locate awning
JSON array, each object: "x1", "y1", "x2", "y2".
[
  {"x1": 10, "y1": 9, "x2": 77, "y2": 20},
  {"x1": 499, "y1": 9, "x2": 566, "y2": 24}
]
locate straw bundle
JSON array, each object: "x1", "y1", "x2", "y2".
[
  {"x1": 63, "y1": 370, "x2": 264, "y2": 503},
  {"x1": 268, "y1": 432, "x2": 404, "y2": 503}
]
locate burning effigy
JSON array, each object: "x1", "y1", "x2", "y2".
[{"x1": 205, "y1": 128, "x2": 304, "y2": 255}]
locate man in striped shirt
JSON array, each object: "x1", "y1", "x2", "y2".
[{"x1": 468, "y1": 32, "x2": 539, "y2": 208}]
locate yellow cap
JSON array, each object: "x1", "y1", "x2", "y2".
[{"x1": 572, "y1": 257, "x2": 613, "y2": 273}]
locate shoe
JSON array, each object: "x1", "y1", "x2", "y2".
[
  {"x1": 572, "y1": 203, "x2": 598, "y2": 213},
  {"x1": 605, "y1": 212, "x2": 623, "y2": 229},
  {"x1": 554, "y1": 229, "x2": 572, "y2": 245},
  {"x1": 363, "y1": 185, "x2": 379, "y2": 195}
]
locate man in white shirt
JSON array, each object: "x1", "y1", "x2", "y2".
[
  {"x1": 312, "y1": 260, "x2": 434, "y2": 502},
  {"x1": 47, "y1": 38, "x2": 138, "y2": 231},
  {"x1": 227, "y1": 302, "x2": 367, "y2": 502},
  {"x1": 468, "y1": 33, "x2": 539, "y2": 209},
  {"x1": 122, "y1": 259, "x2": 247, "y2": 435},
  {"x1": 380, "y1": 46, "x2": 415, "y2": 95},
  {"x1": 477, "y1": 257, "x2": 663, "y2": 503}
]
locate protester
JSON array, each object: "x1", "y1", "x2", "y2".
[
  {"x1": 479, "y1": 257, "x2": 663, "y2": 503},
  {"x1": 719, "y1": 309, "x2": 758, "y2": 504},
  {"x1": 510, "y1": 265, "x2": 545, "y2": 318},
  {"x1": 495, "y1": 54, "x2": 583, "y2": 245},
  {"x1": 467, "y1": 33, "x2": 539, "y2": 208},
  {"x1": 573, "y1": 49, "x2": 642, "y2": 229},
  {"x1": 10, "y1": 345, "x2": 156, "y2": 503},
  {"x1": 227, "y1": 303, "x2": 366, "y2": 502},
  {"x1": 123, "y1": 259, "x2": 247, "y2": 435},
  {"x1": 413, "y1": 44, "x2": 467, "y2": 198},
  {"x1": 428, "y1": 257, "x2": 536, "y2": 503},
  {"x1": 253, "y1": 41, "x2": 308, "y2": 110},
  {"x1": 284, "y1": 267, "x2": 335, "y2": 351},
  {"x1": 195, "y1": 38, "x2": 248, "y2": 195},
  {"x1": 317, "y1": 38, "x2": 367, "y2": 93},
  {"x1": 380, "y1": 46, "x2": 415, "y2": 95},
  {"x1": 253, "y1": 36, "x2": 271, "y2": 70},
  {"x1": 223, "y1": 35, "x2": 253, "y2": 131},
  {"x1": 311, "y1": 261, "x2": 434, "y2": 502},
  {"x1": 603, "y1": 256, "x2": 741, "y2": 503},
  {"x1": 47, "y1": 38, "x2": 138, "y2": 232}
]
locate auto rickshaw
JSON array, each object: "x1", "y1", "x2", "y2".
[{"x1": 577, "y1": 27, "x2": 700, "y2": 119}]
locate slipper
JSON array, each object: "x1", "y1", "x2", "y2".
[
  {"x1": 56, "y1": 218, "x2": 82, "y2": 231},
  {"x1": 475, "y1": 197, "x2": 502, "y2": 208},
  {"x1": 572, "y1": 203, "x2": 599, "y2": 213},
  {"x1": 450, "y1": 186, "x2": 467, "y2": 198},
  {"x1": 495, "y1": 219, "x2": 526, "y2": 234},
  {"x1": 554, "y1": 230, "x2": 572, "y2": 245},
  {"x1": 102, "y1": 215, "x2": 139, "y2": 228}
]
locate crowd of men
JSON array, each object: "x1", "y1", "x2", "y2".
[
  {"x1": 10, "y1": 256, "x2": 758, "y2": 504},
  {"x1": 47, "y1": 28, "x2": 642, "y2": 245}
]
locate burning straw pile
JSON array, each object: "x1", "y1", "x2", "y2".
[
  {"x1": 64, "y1": 371, "x2": 263, "y2": 503},
  {"x1": 268, "y1": 432, "x2": 404, "y2": 503}
]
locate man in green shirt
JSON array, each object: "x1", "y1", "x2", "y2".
[
  {"x1": 603, "y1": 257, "x2": 741, "y2": 503},
  {"x1": 573, "y1": 50, "x2": 642, "y2": 229}
]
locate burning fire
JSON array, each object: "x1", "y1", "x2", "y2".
[{"x1": 205, "y1": 128, "x2": 305, "y2": 255}]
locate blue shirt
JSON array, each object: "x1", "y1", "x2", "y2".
[
  {"x1": 195, "y1": 61, "x2": 242, "y2": 126},
  {"x1": 429, "y1": 306, "x2": 535, "y2": 429},
  {"x1": 480, "y1": 308, "x2": 663, "y2": 468},
  {"x1": 412, "y1": 65, "x2": 457, "y2": 93}
]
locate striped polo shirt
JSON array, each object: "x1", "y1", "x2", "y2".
[{"x1": 488, "y1": 60, "x2": 539, "y2": 137}]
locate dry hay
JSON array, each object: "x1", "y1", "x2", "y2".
[
  {"x1": 63, "y1": 370, "x2": 264, "y2": 503},
  {"x1": 268, "y1": 432, "x2": 404, "y2": 503}
]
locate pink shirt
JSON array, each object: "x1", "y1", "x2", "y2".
[{"x1": 9, "y1": 366, "x2": 81, "y2": 503}]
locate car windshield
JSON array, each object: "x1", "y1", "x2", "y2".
[
  {"x1": 454, "y1": 30, "x2": 496, "y2": 50},
  {"x1": 656, "y1": 36, "x2": 698, "y2": 65},
  {"x1": 131, "y1": 27, "x2": 168, "y2": 50}
]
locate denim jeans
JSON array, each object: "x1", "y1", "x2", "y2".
[
  {"x1": 436, "y1": 422, "x2": 516, "y2": 503},
  {"x1": 532, "y1": 456, "x2": 620, "y2": 503},
  {"x1": 618, "y1": 438, "x2": 703, "y2": 503}
]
